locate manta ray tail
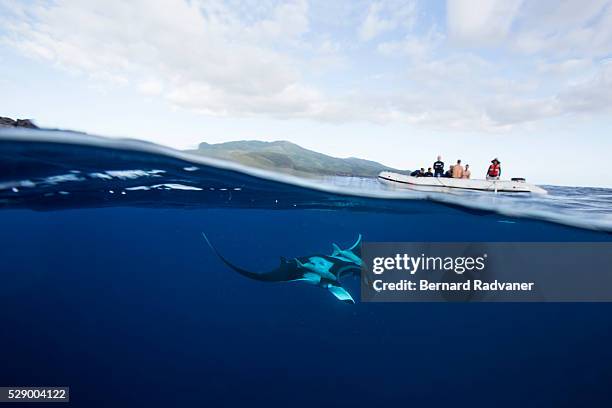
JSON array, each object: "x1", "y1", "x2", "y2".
[{"x1": 202, "y1": 233, "x2": 283, "y2": 282}]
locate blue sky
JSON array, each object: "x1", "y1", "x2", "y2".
[{"x1": 1, "y1": 0, "x2": 611, "y2": 187}]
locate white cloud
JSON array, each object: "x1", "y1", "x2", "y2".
[
  {"x1": 360, "y1": 2, "x2": 396, "y2": 41},
  {"x1": 557, "y1": 61, "x2": 612, "y2": 113},
  {"x1": 138, "y1": 78, "x2": 164, "y2": 96},
  {"x1": 359, "y1": 0, "x2": 416, "y2": 41},
  {"x1": 512, "y1": 0, "x2": 612, "y2": 58},
  {"x1": 1, "y1": 0, "x2": 611, "y2": 133},
  {"x1": 377, "y1": 28, "x2": 443, "y2": 60},
  {"x1": 484, "y1": 61, "x2": 612, "y2": 125},
  {"x1": 377, "y1": 0, "x2": 612, "y2": 128},
  {"x1": 0, "y1": 0, "x2": 327, "y2": 118},
  {"x1": 447, "y1": 0, "x2": 524, "y2": 45},
  {"x1": 536, "y1": 58, "x2": 593, "y2": 75},
  {"x1": 447, "y1": 0, "x2": 612, "y2": 57}
]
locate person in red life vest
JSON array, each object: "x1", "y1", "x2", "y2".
[{"x1": 486, "y1": 158, "x2": 501, "y2": 180}]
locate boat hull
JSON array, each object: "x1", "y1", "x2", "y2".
[{"x1": 378, "y1": 171, "x2": 547, "y2": 194}]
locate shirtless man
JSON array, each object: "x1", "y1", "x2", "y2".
[{"x1": 451, "y1": 160, "x2": 464, "y2": 178}]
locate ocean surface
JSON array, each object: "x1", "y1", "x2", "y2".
[{"x1": 1, "y1": 128, "x2": 611, "y2": 407}]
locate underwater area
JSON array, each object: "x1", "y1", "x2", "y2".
[{"x1": 1, "y1": 129, "x2": 612, "y2": 407}]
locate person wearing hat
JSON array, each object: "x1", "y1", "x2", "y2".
[{"x1": 486, "y1": 158, "x2": 501, "y2": 180}]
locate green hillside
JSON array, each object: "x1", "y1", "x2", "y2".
[{"x1": 185, "y1": 140, "x2": 406, "y2": 177}]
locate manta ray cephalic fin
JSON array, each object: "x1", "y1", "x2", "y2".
[
  {"x1": 332, "y1": 234, "x2": 362, "y2": 257},
  {"x1": 349, "y1": 234, "x2": 362, "y2": 253},
  {"x1": 331, "y1": 243, "x2": 342, "y2": 257},
  {"x1": 327, "y1": 285, "x2": 355, "y2": 304}
]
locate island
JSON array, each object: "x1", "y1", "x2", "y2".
[{"x1": 185, "y1": 140, "x2": 407, "y2": 178}]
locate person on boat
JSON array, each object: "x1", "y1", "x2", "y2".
[
  {"x1": 410, "y1": 168, "x2": 425, "y2": 177},
  {"x1": 451, "y1": 160, "x2": 464, "y2": 178},
  {"x1": 444, "y1": 166, "x2": 453, "y2": 178},
  {"x1": 424, "y1": 168, "x2": 434, "y2": 177},
  {"x1": 433, "y1": 156, "x2": 444, "y2": 177},
  {"x1": 462, "y1": 164, "x2": 471, "y2": 179},
  {"x1": 486, "y1": 158, "x2": 501, "y2": 180}
]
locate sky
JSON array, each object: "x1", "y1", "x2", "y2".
[{"x1": 0, "y1": 0, "x2": 611, "y2": 187}]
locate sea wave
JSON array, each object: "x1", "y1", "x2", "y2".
[{"x1": 1, "y1": 128, "x2": 611, "y2": 232}]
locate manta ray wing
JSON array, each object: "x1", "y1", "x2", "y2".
[{"x1": 202, "y1": 233, "x2": 290, "y2": 282}]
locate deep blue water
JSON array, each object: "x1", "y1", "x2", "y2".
[{"x1": 1, "y1": 130, "x2": 612, "y2": 407}]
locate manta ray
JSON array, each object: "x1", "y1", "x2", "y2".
[{"x1": 202, "y1": 233, "x2": 363, "y2": 304}]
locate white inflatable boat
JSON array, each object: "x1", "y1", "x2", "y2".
[{"x1": 378, "y1": 171, "x2": 547, "y2": 194}]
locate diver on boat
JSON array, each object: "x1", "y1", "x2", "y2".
[
  {"x1": 433, "y1": 156, "x2": 444, "y2": 177},
  {"x1": 486, "y1": 158, "x2": 501, "y2": 180},
  {"x1": 424, "y1": 168, "x2": 434, "y2": 177},
  {"x1": 451, "y1": 160, "x2": 464, "y2": 178},
  {"x1": 463, "y1": 164, "x2": 471, "y2": 179}
]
